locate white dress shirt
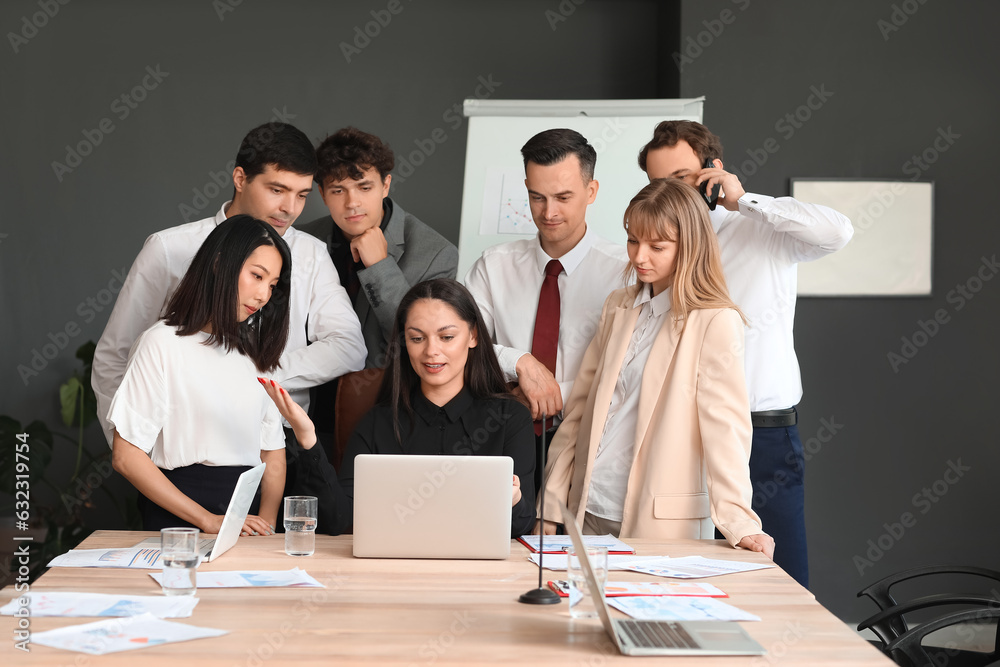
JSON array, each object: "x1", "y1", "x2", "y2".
[
  {"x1": 587, "y1": 285, "x2": 672, "y2": 522},
  {"x1": 712, "y1": 193, "x2": 853, "y2": 411},
  {"x1": 108, "y1": 321, "x2": 284, "y2": 469},
  {"x1": 464, "y1": 225, "x2": 628, "y2": 412},
  {"x1": 92, "y1": 202, "x2": 367, "y2": 444}
]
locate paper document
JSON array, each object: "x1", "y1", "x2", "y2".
[
  {"x1": 548, "y1": 580, "x2": 727, "y2": 598},
  {"x1": 529, "y1": 554, "x2": 654, "y2": 570},
  {"x1": 518, "y1": 534, "x2": 635, "y2": 554},
  {"x1": 608, "y1": 596, "x2": 760, "y2": 622},
  {"x1": 148, "y1": 568, "x2": 324, "y2": 588},
  {"x1": 30, "y1": 613, "x2": 227, "y2": 654},
  {"x1": 47, "y1": 539, "x2": 216, "y2": 569},
  {"x1": 1, "y1": 592, "x2": 198, "y2": 618},
  {"x1": 624, "y1": 556, "x2": 774, "y2": 579},
  {"x1": 48, "y1": 547, "x2": 165, "y2": 569}
]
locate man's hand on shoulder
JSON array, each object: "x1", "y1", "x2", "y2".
[
  {"x1": 350, "y1": 227, "x2": 389, "y2": 267},
  {"x1": 514, "y1": 353, "x2": 562, "y2": 421},
  {"x1": 696, "y1": 165, "x2": 746, "y2": 212}
]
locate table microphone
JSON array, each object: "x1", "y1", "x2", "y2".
[{"x1": 519, "y1": 411, "x2": 560, "y2": 605}]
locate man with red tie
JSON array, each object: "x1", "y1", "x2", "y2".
[{"x1": 465, "y1": 129, "x2": 628, "y2": 490}]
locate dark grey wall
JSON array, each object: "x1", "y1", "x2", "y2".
[
  {"x1": 0, "y1": 2, "x2": 663, "y2": 525},
  {"x1": 679, "y1": 0, "x2": 1000, "y2": 621},
  {"x1": 0, "y1": 0, "x2": 662, "y2": 414}
]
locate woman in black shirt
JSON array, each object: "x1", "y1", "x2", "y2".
[{"x1": 265, "y1": 278, "x2": 535, "y2": 536}]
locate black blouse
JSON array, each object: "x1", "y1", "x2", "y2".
[{"x1": 337, "y1": 388, "x2": 537, "y2": 537}]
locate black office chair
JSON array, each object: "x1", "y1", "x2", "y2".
[{"x1": 857, "y1": 565, "x2": 1000, "y2": 667}]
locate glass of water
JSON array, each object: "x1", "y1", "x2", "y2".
[
  {"x1": 160, "y1": 527, "x2": 200, "y2": 596},
  {"x1": 567, "y1": 546, "x2": 608, "y2": 619},
  {"x1": 283, "y1": 495, "x2": 318, "y2": 556}
]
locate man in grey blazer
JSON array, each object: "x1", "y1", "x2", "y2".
[{"x1": 299, "y1": 127, "x2": 458, "y2": 369}]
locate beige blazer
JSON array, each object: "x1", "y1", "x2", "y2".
[{"x1": 541, "y1": 288, "x2": 763, "y2": 546}]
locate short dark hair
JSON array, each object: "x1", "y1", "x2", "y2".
[
  {"x1": 164, "y1": 215, "x2": 292, "y2": 373},
  {"x1": 638, "y1": 120, "x2": 724, "y2": 172},
  {"x1": 378, "y1": 279, "x2": 510, "y2": 443},
  {"x1": 315, "y1": 127, "x2": 395, "y2": 186},
  {"x1": 235, "y1": 122, "x2": 317, "y2": 180},
  {"x1": 520, "y1": 128, "x2": 597, "y2": 182}
]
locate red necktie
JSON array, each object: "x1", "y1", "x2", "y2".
[{"x1": 530, "y1": 259, "x2": 563, "y2": 435}]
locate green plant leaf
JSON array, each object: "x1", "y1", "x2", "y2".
[{"x1": 60, "y1": 377, "x2": 82, "y2": 427}]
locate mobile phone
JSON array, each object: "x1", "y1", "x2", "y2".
[{"x1": 699, "y1": 157, "x2": 720, "y2": 210}]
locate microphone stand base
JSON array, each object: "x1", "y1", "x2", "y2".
[{"x1": 518, "y1": 588, "x2": 561, "y2": 605}]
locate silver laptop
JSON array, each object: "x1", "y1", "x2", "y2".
[
  {"x1": 559, "y1": 502, "x2": 766, "y2": 656},
  {"x1": 353, "y1": 455, "x2": 512, "y2": 559},
  {"x1": 137, "y1": 462, "x2": 266, "y2": 562}
]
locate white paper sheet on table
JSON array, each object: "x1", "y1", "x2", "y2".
[
  {"x1": 624, "y1": 556, "x2": 774, "y2": 579},
  {"x1": 46, "y1": 539, "x2": 219, "y2": 569},
  {"x1": 529, "y1": 554, "x2": 655, "y2": 571},
  {"x1": 0, "y1": 592, "x2": 198, "y2": 618},
  {"x1": 30, "y1": 612, "x2": 227, "y2": 654},
  {"x1": 530, "y1": 554, "x2": 774, "y2": 579},
  {"x1": 148, "y1": 568, "x2": 324, "y2": 588},
  {"x1": 518, "y1": 534, "x2": 635, "y2": 553},
  {"x1": 608, "y1": 596, "x2": 760, "y2": 622}
]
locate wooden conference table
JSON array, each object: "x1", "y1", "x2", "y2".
[{"x1": 1, "y1": 530, "x2": 891, "y2": 665}]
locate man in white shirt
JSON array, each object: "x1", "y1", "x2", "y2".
[
  {"x1": 639, "y1": 120, "x2": 854, "y2": 588},
  {"x1": 465, "y1": 129, "x2": 627, "y2": 488},
  {"x1": 92, "y1": 122, "x2": 367, "y2": 447}
]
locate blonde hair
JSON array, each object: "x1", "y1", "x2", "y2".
[{"x1": 623, "y1": 179, "x2": 745, "y2": 328}]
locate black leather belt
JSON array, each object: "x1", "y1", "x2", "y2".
[{"x1": 751, "y1": 408, "x2": 797, "y2": 428}]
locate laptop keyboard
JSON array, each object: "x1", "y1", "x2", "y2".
[{"x1": 618, "y1": 620, "x2": 699, "y2": 649}]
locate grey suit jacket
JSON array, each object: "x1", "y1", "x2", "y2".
[{"x1": 299, "y1": 199, "x2": 458, "y2": 368}]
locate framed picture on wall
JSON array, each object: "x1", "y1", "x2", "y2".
[{"x1": 791, "y1": 179, "x2": 933, "y2": 297}]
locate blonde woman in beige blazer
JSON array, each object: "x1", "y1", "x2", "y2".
[{"x1": 539, "y1": 179, "x2": 773, "y2": 557}]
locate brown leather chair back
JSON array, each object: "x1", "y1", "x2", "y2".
[{"x1": 332, "y1": 368, "x2": 384, "y2": 471}]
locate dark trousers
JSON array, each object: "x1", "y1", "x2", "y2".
[
  {"x1": 749, "y1": 423, "x2": 809, "y2": 588},
  {"x1": 138, "y1": 463, "x2": 259, "y2": 532}
]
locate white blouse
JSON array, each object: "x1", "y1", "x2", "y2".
[
  {"x1": 586, "y1": 285, "x2": 672, "y2": 522},
  {"x1": 108, "y1": 321, "x2": 284, "y2": 469}
]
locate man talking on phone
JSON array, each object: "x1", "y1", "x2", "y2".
[{"x1": 638, "y1": 121, "x2": 853, "y2": 588}]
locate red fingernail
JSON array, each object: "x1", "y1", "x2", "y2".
[
  {"x1": 280, "y1": 388, "x2": 286, "y2": 395},
  {"x1": 270, "y1": 380, "x2": 275, "y2": 387}
]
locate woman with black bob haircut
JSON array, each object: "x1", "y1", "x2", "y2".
[
  {"x1": 269, "y1": 279, "x2": 536, "y2": 537},
  {"x1": 111, "y1": 215, "x2": 292, "y2": 534}
]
